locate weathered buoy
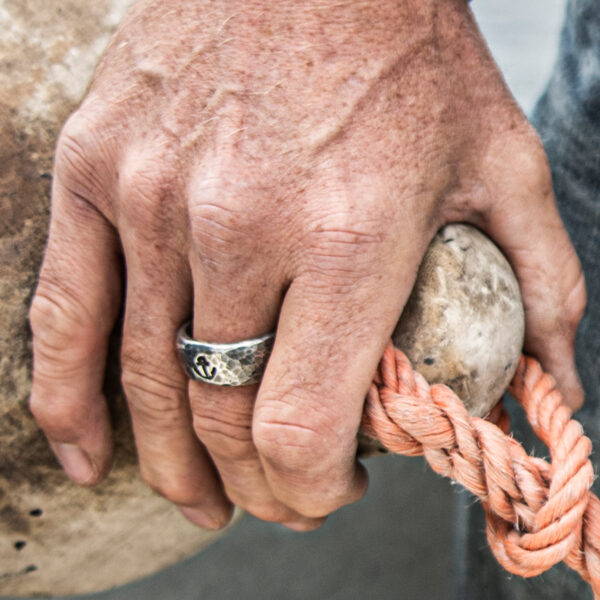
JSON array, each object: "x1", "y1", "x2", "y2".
[
  {"x1": 394, "y1": 223, "x2": 525, "y2": 418},
  {"x1": 358, "y1": 224, "x2": 525, "y2": 457}
]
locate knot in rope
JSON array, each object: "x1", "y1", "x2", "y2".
[{"x1": 361, "y1": 342, "x2": 600, "y2": 597}]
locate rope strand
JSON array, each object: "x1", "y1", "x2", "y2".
[{"x1": 362, "y1": 343, "x2": 600, "y2": 597}]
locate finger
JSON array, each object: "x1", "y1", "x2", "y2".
[
  {"x1": 29, "y1": 178, "x2": 122, "y2": 485},
  {"x1": 479, "y1": 133, "x2": 587, "y2": 411},
  {"x1": 118, "y1": 167, "x2": 232, "y2": 530},
  {"x1": 121, "y1": 252, "x2": 232, "y2": 529},
  {"x1": 185, "y1": 189, "x2": 323, "y2": 530},
  {"x1": 187, "y1": 268, "x2": 324, "y2": 530},
  {"x1": 253, "y1": 226, "x2": 429, "y2": 518}
]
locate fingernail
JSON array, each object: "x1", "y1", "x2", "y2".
[
  {"x1": 179, "y1": 505, "x2": 230, "y2": 530},
  {"x1": 53, "y1": 443, "x2": 95, "y2": 485}
]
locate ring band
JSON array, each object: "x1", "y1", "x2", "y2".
[{"x1": 176, "y1": 321, "x2": 275, "y2": 386}]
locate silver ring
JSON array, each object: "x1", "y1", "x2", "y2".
[{"x1": 175, "y1": 321, "x2": 275, "y2": 386}]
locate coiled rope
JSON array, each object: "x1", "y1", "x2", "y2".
[{"x1": 361, "y1": 342, "x2": 600, "y2": 597}]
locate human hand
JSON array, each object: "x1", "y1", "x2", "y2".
[{"x1": 29, "y1": 0, "x2": 586, "y2": 530}]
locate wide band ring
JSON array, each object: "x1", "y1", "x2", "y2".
[{"x1": 176, "y1": 321, "x2": 275, "y2": 386}]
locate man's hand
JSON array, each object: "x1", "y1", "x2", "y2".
[{"x1": 29, "y1": 0, "x2": 586, "y2": 530}]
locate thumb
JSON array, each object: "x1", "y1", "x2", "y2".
[{"x1": 479, "y1": 136, "x2": 586, "y2": 411}]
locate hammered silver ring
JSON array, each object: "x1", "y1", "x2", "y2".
[{"x1": 175, "y1": 321, "x2": 275, "y2": 386}]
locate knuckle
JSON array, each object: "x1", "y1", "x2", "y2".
[
  {"x1": 186, "y1": 168, "x2": 293, "y2": 275},
  {"x1": 309, "y1": 209, "x2": 384, "y2": 252},
  {"x1": 139, "y1": 469, "x2": 201, "y2": 507},
  {"x1": 30, "y1": 285, "x2": 102, "y2": 358},
  {"x1": 253, "y1": 391, "x2": 361, "y2": 515},
  {"x1": 187, "y1": 198, "x2": 259, "y2": 266},
  {"x1": 235, "y1": 499, "x2": 295, "y2": 524},
  {"x1": 191, "y1": 406, "x2": 254, "y2": 461},
  {"x1": 120, "y1": 153, "x2": 174, "y2": 204},
  {"x1": 253, "y1": 401, "x2": 342, "y2": 477},
  {"x1": 187, "y1": 167, "x2": 279, "y2": 260},
  {"x1": 253, "y1": 418, "x2": 324, "y2": 472},
  {"x1": 535, "y1": 240, "x2": 587, "y2": 338},
  {"x1": 300, "y1": 207, "x2": 386, "y2": 279},
  {"x1": 29, "y1": 394, "x2": 82, "y2": 440},
  {"x1": 120, "y1": 362, "x2": 186, "y2": 423},
  {"x1": 55, "y1": 110, "x2": 107, "y2": 196},
  {"x1": 29, "y1": 290, "x2": 71, "y2": 342},
  {"x1": 118, "y1": 151, "x2": 180, "y2": 233}
]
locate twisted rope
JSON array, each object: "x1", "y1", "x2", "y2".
[{"x1": 362, "y1": 342, "x2": 600, "y2": 597}]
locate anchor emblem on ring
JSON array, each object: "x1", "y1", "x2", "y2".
[{"x1": 194, "y1": 355, "x2": 217, "y2": 381}]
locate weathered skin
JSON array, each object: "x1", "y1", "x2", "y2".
[
  {"x1": 394, "y1": 223, "x2": 525, "y2": 418},
  {"x1": 0, "y1": 1, "x2": 227, "y2": 597}
]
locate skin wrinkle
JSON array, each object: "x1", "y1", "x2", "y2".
[
  {"x1": 256, "y1": 406, "x2": 360, "y2": 456},
  {"x1": 193, "y1": 405, "x2": 254, "y2": 433},
  {"x1": 54, "y1": 134, "x2": 109, "y2": 203},
  {"x1": 55, "y1": 120, "x2": 126, "y2": 222},
  {"x1": 121, "y1": 370, "x2": 186, "y2": 408},
  {"x1": 32, "y1": 277, "x2": 115, "y2": 343},
  {"x1": 193, "y1": 419, "x2": 253, "y2": 450},
  {"x1": 261, "y1": 323, "x2": 381, "y2": 414}
]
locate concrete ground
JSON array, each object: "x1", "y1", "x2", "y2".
[
  {"x1": 10, "y1": 1, "x2": 567, "y2": 599},
  {"x1": 74, "y1": 455, "x2": 456, "y2": 600}
]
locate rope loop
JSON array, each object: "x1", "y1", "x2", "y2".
[{"x1": 362, "y1": 343, "x2": 600, "y2": 598}]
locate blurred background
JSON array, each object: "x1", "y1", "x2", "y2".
[{"x1": 6, "y1": 1, "x2": 568, "y2": 599}]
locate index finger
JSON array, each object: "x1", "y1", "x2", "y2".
[{"x1": 29, "y1": 175, "x2": 122, "y2": 484}]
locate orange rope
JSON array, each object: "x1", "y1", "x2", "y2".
[{"x1": 362, "y1": 342, "x2": 600, "y2": 597}]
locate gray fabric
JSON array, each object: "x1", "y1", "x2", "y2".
[{"x1": 455, "y1": 0, "x2": 600, "y2": 597}]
